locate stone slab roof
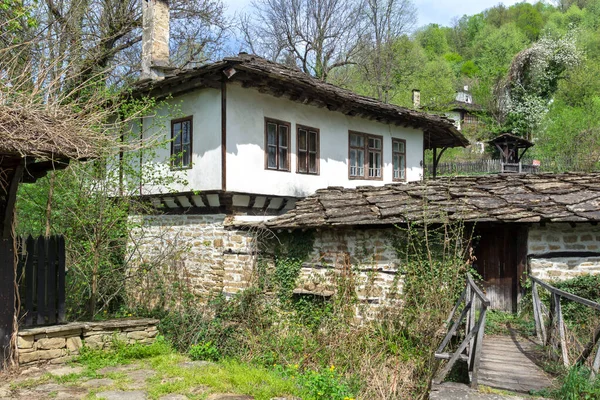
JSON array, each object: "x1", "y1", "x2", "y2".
[
  {"x1": 131, "y1": 53, "x2": 468, "y2": 150},
  {"x1": 260, "y1": 173, "x2": 600, "y2": 229}
]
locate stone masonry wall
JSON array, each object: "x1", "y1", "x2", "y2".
[
  {"x1": 129, "y1": 214, "x2": 403, "y2": 319},
  {"x1": 528, "y1": 223, "x2": 600, "y2": 281},
  {"x1": 295, "y1": 228, "x2": 402, "y2": 321},
  {"x1": 17, "y1": 319, "x2": 158, "y2": 366},
  {"x1": 128, "y1": 214, "x2": 256, "y2": 302}
]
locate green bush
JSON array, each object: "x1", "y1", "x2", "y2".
[
  {"x1": 539, "y1": 366, "x2": 600, "y2": 400},
  {"x1": 189, "y1": 341, "x2": 221, "y2": 362}
]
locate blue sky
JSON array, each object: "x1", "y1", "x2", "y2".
[{"x1": 224, "y1": 0, "x2": 537, "y2": 29}]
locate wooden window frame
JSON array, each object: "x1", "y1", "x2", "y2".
[
  {"x1": 348, "y1": 131, "x2": 383, "y2": 181},
  {"x1": 392, "y1": 138, "x2": 407, "y2": 182},
  {"x1": 171, "y1": 116, "x2": 193, "y2": 170},
  {"x1": 264, "y1": 117, "x2": 291, "y2": 172},
  {"x1": 296, "y1": 124, "x2": 320, "y2": 175}
]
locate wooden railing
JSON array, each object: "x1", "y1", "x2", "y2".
[
  {"x1": 531, "y1": 276, "x2": 600, "y2": 379},
  {"x1": 434, "y1": 273, "x2": 490, "y2": 387}
]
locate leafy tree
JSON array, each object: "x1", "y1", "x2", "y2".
[{"x1": 415, "y1": 24, "x2": 450, "y2": 60}]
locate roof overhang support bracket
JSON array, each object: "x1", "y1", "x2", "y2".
[{"x1": 432, "y1": 147, "x2": 449, "y2": 179}]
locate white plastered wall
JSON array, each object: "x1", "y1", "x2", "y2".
[
  {"x1": 134, "y1": 88, "x2": 222, "y2": 194},
  {"x1": 225, "y1": 83, "x2": 424, "y2": 197}
]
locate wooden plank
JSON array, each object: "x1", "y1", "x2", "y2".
[
  {"x1": 591, "y1": 342, "x2": 600, "y2": 381},
  {"x1": 0, "y1": 239, "x2": 13, "y2": 369},
  {"x1": 57, "y1": 236, "x2": 66, "y2": 323},
  {"x1": 446, "y1": 286, "x2": 467, "y2": 326},
  {"x1": 435, "y1": 311, "x2": 483, "y2": 383},
  {"x1": 467, "y1": 273, "x2": 490, "y2": 306},
  {"x1": 36, "y1": 237, "x2": 46, "y2": 326},
  {"x1": 435, "y1": 300, "x2": 472, "y2": 354},
  {"x1": 470, "y1": 307, "x2": 487, "y2": 388},
  {"x1": 556, "y1": 293, "x2": 569, "y2": 367},
  {"x1": 46, "y1": 237, "x2": 57, "y2": 325},
  {"x1": 531, "y1": 281, "x2": 547, "y2": 344},
  {"x1": 24, "y1": 236, "x2": 35, "y2": 327}
]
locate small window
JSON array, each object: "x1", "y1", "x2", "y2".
[
  {"x1": 297, "y1": 125, "x2": 319, "y2": 174},
  {"x1": 171, "y1": 117, "x2": 192, "y2": 169},
  {"x1": 265, "y1": 118, "x2": 291, "y2": 171},
  {"x1": 392, "y1": 139, "x2": 406, "y2": 181},
  {"x1": 349, "y1": 131, "x2": 382, "y2": 180}
]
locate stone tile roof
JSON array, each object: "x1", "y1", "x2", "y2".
[
  {"x1": 261, "y1": 173, "x2": 600, "y2": 229},
  {"x1": 131, "y1": 53, "x2": 469, "y2": 149}
]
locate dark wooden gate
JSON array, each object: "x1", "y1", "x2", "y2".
[
  {"x1": 17, "y1": 236, "x2": 66, "y2": 327},
  {"x1": 473, "y1": 225, "x2": 528, "y2": 312},
  {"x1": 0, "y1": 239, "x2": 15, "y2": 368}
]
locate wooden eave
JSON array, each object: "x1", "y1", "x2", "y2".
[{"x1": 128, "y1": 55, "x2": 469, "y2": 150}]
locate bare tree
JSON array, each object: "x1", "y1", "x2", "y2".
[
  {"x1": 359, "y1": 0, "x2": 416, "y2": 102},
  {"x1": 1, "y1": 0, "x2": 229, "y2": 92},
  {"x1": 240, "y1": 0, "x2": 365, "y2": 80}
]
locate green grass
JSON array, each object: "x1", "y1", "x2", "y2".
[{"x1": 485, "y1": 310, "x2": 535, "y2": 336}]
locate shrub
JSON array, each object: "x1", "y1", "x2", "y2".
[
  {"x1": 189, "y1": 341, "x2": 221, "y2": 362},
  {"x1": 539, "y1": 366, "x2": 600, "y2": 400}
]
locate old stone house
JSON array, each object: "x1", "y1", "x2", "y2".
[{"x1": 252, "y1": 173, "x2": 600, "y2": 313}]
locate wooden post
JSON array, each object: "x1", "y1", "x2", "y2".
[
  {"x1": 532, "y1": 280, "x2": 546, "y2": 344},
  {"x1": 591, "y1": 343, "x2": 600, "y2": 381},
  {"x1": 471, "y1": 306, "x2": 487, "y2": 388},
  {"x1": 555, "y1": 293, "x2": 569, "y2": 367},
  {"x1": 0, "y1": 161, "x2": 25, "y2": 369}
]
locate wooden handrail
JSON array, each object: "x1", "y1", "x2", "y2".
[
  {"x1": 434, "y1": 273, "x2": 489, "y2": 388},
  {"x1": 531, "y1": 276, "x2": 600, "y2": 312},
  {"x1": 530, "y1": 275, "x2": 600, "y2": 379},
  {"x1": 467, "y1": 273, "x2": 491, "y2": 307}
]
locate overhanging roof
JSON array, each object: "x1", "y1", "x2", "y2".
[
  {"x1": 257, "y1": 173, "x2": 600, "y2": 229},
  {"x1": 130, "y1": 53, "x2": 469, "y2": 150}
]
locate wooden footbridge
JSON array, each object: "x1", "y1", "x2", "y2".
[{"x1": 434, "y1": 274, "x2": 600, "y2": 394}]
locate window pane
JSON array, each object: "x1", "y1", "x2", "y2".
[
  {"x1": 369, "y1": 137, "x2": 381, "y2": 149},
  {"x1": 268, "y1": 145, "x2": 277, "y2": 168},
  {"x1": 350, "y1": 133, "x2": 364, "y2": 147},
  {"x1": 279, "y1": 126, "x2": 288, "y2": 147},
  {"x1": 279, "y1": 148, "x2": 288, "y2": 170},
  {"x1": 399, "y1": 155, "x2": 405, "y2": 179},
  {"x1": 182, "y1": 121, "x2": 190, "y2": 144},
  {"x1": 393, "y1": 154, "x2": 399, "y2": 170},
  {"x1": 309, "y1": 153, "x2": 317, "y2": 173},
  {"x1": 298, "y1": 129, "x2": 307, "y2": 151},
  {"x1": 393, "y1": 141, "x2": 400, "y2": 152},
  {"x1": 182, "y1": 144, "x2": 191, "y2": 166},
  {"x1": 398, "y1": 141, "x2": 405, "y2": 153},
  {"x1": 298, "y1": 150, "x2": 308, "y2": 173},
  {"x1": 309, "y1": 131, "x2": 317, "y2": 152},
  {"x1": 173, "y1": 122, "x2": 182, "y2": 145},
  {"x1": 267, "y1": 123, "x2": 277, "y2": 145}
]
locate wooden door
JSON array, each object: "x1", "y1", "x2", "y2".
[{"x1": 473, "y1": 225, "x2": 527, "y2": 312}]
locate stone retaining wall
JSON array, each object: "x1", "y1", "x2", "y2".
[
  {"x1": 528, "y1": 223, "x2": 600, "y2": 281},
  {"x1": 17, "y1": 318, "x2": 159, "y2": 366}
]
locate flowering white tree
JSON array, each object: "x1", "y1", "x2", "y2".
[{"x1": 501, "y1": 31, "x2": 582, "y2": 139}]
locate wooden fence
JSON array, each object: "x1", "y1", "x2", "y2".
[
  {"x1": 531, "y1": 276, "x2": 600, "y2": 380},
  {"x1": 16, "y1": 236, "x2": 66, "y2": 327},
  {"x1": 427, "y1": 156, "x2": 599, "y2": 177},
  {"x1": 434, "y1": 274, "x2": 490, "y2": 387}
]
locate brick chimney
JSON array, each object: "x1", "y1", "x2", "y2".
[
  {"x1": 412, "y1": 89, "x2": 421, "y2": 109},
  {"x1": 141, "y1": 0, "x2": 170, "y2": 80}
]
